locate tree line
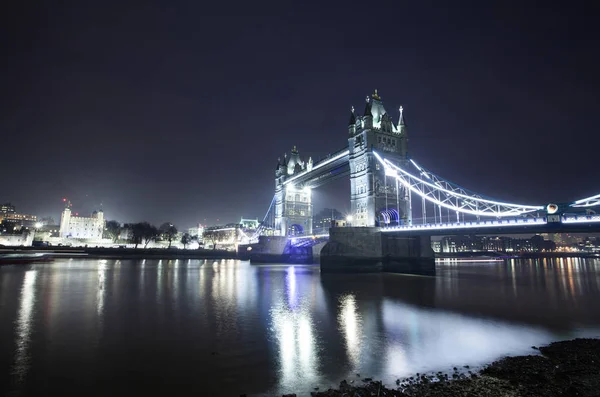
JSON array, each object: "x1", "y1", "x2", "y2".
[{"x1": 104, "y1": 221, "x2": 197, "y2": 249}]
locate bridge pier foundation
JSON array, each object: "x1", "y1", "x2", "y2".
[
  {"x1": 320, "y1": 227, "x2": 435, "y2": 275},
  {"x1": 239, "y1": 236, "x2": 314, "y2": 264}
]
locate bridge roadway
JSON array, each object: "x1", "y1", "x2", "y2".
[
  {"x1": 380, "y1": 214, "x2": 600, "y2": 236},
  {"x1": 287, "y1": 215, "x2": 600, "y2": 246},
  {"x1": 282, "y1": 148, "x2": 349, "y2": 188}
]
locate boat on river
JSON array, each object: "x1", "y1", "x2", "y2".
[{"x1": 0, "y1": 253, "x2": 53, "y2": 264}]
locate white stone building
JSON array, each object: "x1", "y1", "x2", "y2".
[{"x1": 59, "y1": 208, "x2": 105, "y2": 239}]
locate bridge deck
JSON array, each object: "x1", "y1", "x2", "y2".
[
  {"x1": 381, "y1": 215, "x2": 600, "y2": 236},
  {"x1": 283, "y1": 148, "x2": 349, "y2": 188}
]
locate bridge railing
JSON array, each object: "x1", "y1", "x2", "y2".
[
  {"x1": 562, "y1": 214, "x2": 600, "y2": 223},
  {"x1": 380, "y1": 214, "x2": 600, "y2": 232},
  {"x1": 381, "y1": 217, "x2": 547, "y2": 232}
]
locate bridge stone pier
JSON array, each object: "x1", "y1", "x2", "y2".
[{"x1": 320, "y1": 227, "x2": 435, "y2": 275}]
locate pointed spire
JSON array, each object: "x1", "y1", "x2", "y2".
[
  {"x1": 363, "y1": 98, "x2": 372, "y2": 117},
  {"x1": 349, "y1": 105, "x2": 356, "y2": 125},
  {"x1": 398, "y1": 105, "x2": 405, "y2": 126},
  {"x1": 397, "y1": 105, "x2": 407, "y2": 135},
  {"x1": 291, "y1": 145, "x2": 298, "y2": 154},
  {"x1": 371, "y1": 89, "x2": 381, "y2": 101}
]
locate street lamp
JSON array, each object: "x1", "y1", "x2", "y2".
[{"x1": 346, "y1": 215, "x2": 353, "y2": 226}]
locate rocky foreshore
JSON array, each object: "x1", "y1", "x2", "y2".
[{"x1": 276, "y1": 338, "x2": 600, "y2": 397}]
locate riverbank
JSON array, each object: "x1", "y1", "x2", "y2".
[
  {"x1": 0, "y1": 246, "x2": 238, "y2": 261},
  {"x1": 435, "y1": 251, "x2": 599, "y2": 259},
  {"x1": 303, "y1": 338, "x2": 600, "y2": 397}
]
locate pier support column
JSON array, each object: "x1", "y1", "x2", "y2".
[{"x1": 320, "y1": 227, "x2": 435, "y2": 275}]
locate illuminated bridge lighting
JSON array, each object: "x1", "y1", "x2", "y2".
[
  {"x1": 562, "y1": 215, "x2": 600, "y2": 224},
  {"x1": 381, "y1": 217, "x2": 547, "y2": 232},
  {"x1": 373, "y1": 151, "x2": 544, "y2": 217},
  {"x1": 571, "y1": 193, "x2": 600, "y2": 208},
  {"x1": 283, "y1": 149, "x2": 349, "y2": 186}
]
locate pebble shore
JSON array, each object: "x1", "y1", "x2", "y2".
[{"x1": 272, "y1": 338, "x2": 600, "y2": 397}]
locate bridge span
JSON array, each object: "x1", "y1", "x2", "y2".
[{"x1": 244, "y1": 90, "x2": 600, "y2": 275}]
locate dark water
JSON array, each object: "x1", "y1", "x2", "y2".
[{"x1": 1, "y1": 258, "x2": 599, "y2": 396}]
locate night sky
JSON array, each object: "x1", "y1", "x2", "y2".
[{"x1": 2, "y1": 2, "x2": 599, "y2": 228}]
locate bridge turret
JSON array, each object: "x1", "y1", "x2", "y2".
[
  {"x1": 287, "y1": 146, "x2": 305, "y2": 175},
  {"x1": 363, "y1": 95, "x2": 373, "y2": 129},
  {"x1": 276, "y1": 157, "x2": 286, "y2": 177},
  {"x1": 397, "y1": 106, "x2": 408, "y2": 158},
  {"x1": 348, "y1": 106, "x2": 357, "y2": 136},
  {"x1": 349, "y1": 90, "x2": 411, "y2": 227}
]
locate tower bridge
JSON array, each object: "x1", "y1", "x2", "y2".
[{"x1": 243, "y1": 91, "x2": 600, "y2": 273}]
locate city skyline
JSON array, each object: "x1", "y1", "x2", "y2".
[{"x1": 2, "y1": 2, "x2": 599, "y2": 227}]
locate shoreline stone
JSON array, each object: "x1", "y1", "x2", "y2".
[{"x1": 297, "y1": 338, "x2": 600, "y2": 397}]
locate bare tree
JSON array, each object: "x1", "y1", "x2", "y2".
[
  {"x1": 105, "y1": 220, "x2": 122, "y2": 242},
  {"x1": 181, "y1": 232, "x2": 192, "y2": 249},
  {"x1": 159, "y1": 222, "x2": 178, "y2": 248}
]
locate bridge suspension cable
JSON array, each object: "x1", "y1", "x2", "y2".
[
  {"x1": 571, "y1": 193, "x2": 600, "y2": 208},
  {"x1": 248, "y1": 194, "x2": 277, "y2": 241},
  {"x1": 373, "y1": 152, "x2": 544, "y2": 217}
]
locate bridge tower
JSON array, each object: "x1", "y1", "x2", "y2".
[
  {"x1": 274, "y1": 146, "x2": 313, "y2": 236},
  {"x1": 348, "y1": 90, "x2": 411, "y2": 227}
]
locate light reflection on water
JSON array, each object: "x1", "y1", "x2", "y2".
[
  {"x1": 338, "y1": 294, "x2": 361, "y2": 368},
  {"x1": 0, "y1": 258, "x2": 599, "y2": 396},
  {"x1": 12, "y1": 270, "x2": 37, "y2": 382}
]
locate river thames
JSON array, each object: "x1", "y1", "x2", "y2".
[{"x1": 1, "y1": 258, "x2": 599, "y2": 396}]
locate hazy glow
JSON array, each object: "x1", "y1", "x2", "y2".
[{"x1": 13, "y1": 270, "x2": 37, "y2": 381}]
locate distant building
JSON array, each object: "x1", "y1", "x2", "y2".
[
  {"x1": 34, "y1": 224, "x2": 60, "y2": 240},
  {"x1": 0, "y1": 203, "x2": 37, "y2": 229},
  {"x1": 59, "y1": 206, "x2": 105, "y2": 239},
  {"x1": 436, "y1": 234, "x2": 556, "y2": 253},
  {"x1": 240, "y1": 218, "x2": 259, "y2": 230},
  {"x1": 313, "y1": 208, "x2": 343, "y2": 235},
  {"x1": 187, "y1": 224, "x2": 205, "y2": 242},
  {"x1": 203, "y1": 224, "x2": 240, "y2": 250},
  {"x1": 1, "y1": 203, "x2": 16, "y2": 215}
]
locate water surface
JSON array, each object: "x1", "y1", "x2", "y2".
[{"x1": 1, "y1": 257, "x2": 599, "y2": 396}]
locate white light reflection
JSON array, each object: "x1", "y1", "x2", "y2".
[
  {"x1": 97, "y1": 261, "x2": 107, "y2": 318},
  {"x1": 12, "y1": 270, "x2": 37, "y2": 381},
  {"x1": 286, "y1": 266, "x2": 297, "y2": 309},
  {"x1": 157, "y1": 260, "x2": 163, "y2": 302},
  {"x1": 271, "y1": 304, "x2": 318, "y2": 390},
  {"x1": 381, "y1": 300, "x2": 556, "y2": 378},
  {"x1": 271, "y1": 267, "x2": 319, "y2": 392},
  {"x1": 173, "y1": 259, "x2": 180, "y2": 298},
  {"x1": 338, "y1": 294, "x2": 362, "y2": 368}
]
